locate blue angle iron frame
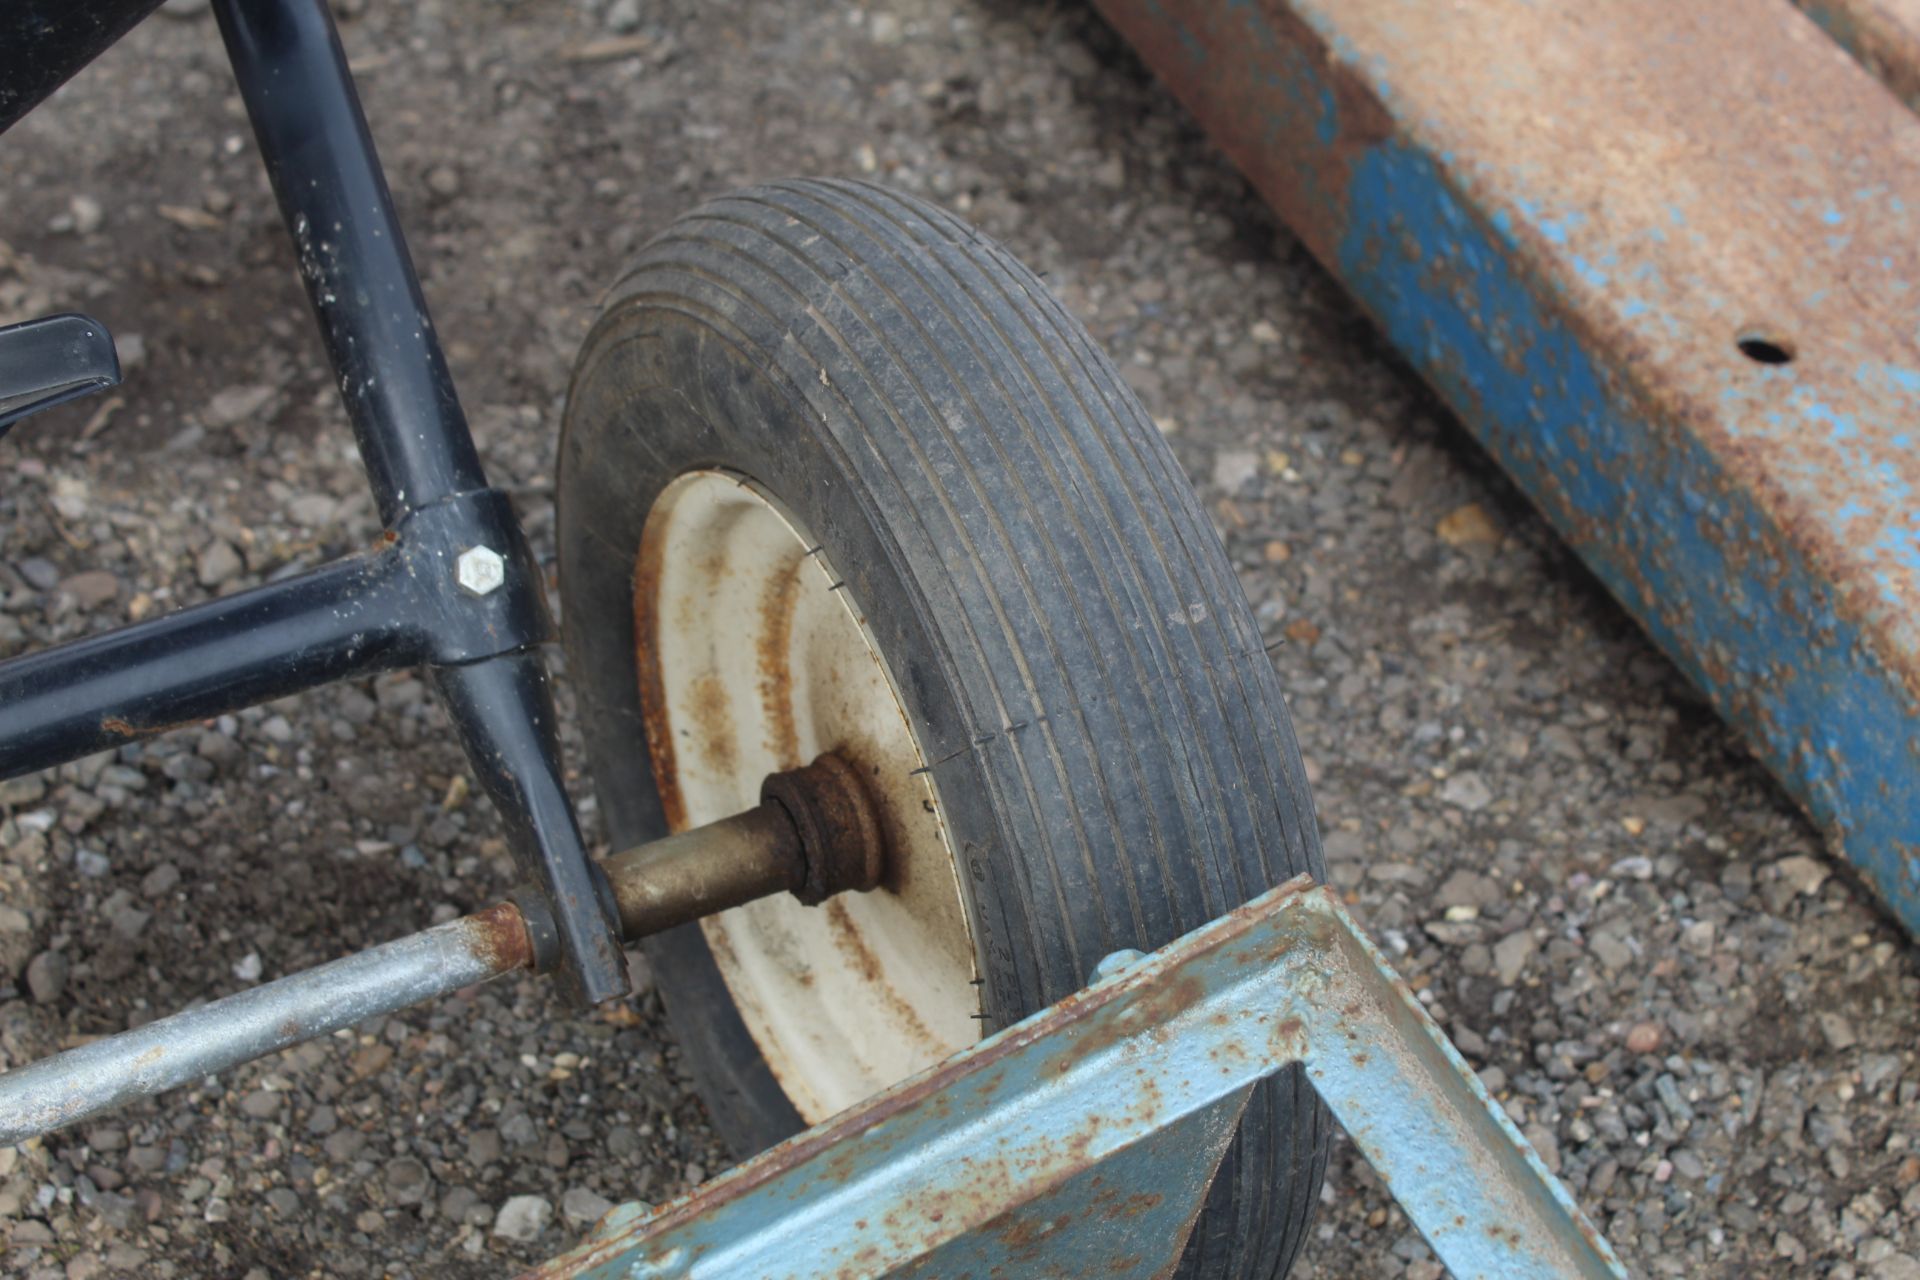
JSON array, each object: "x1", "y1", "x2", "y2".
[{"x1": 526, "y1": 876, "x2": 1627, "y2": 1280}]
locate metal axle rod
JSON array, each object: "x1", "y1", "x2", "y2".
[
  {"x1": 0, "y1": 905, "x2": 534, "y2": 1146},
  {"x1": 0, "y1": 754, "x2": 881, "y2": 1146}
]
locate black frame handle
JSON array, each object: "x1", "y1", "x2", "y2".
[{"x1": 0, "y1": 0, "x2": 629, "y2": 1007}]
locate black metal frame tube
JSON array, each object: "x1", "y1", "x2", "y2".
[
  {"x1": 0, "y1": 0, "x2": 628, "y2": 1006},
  {"x1": 0, "y1": 0, "x2": 171, "y2": 136},
  {"x1": 0, "y1": 487, "x2": 550, "y2": 769},
  {"x1": 433, "y1": 654, "x2": 629, "y2": 1006},
  {"x1": 0, "y1": 549, "x2": 416, "y2": 779},
  {"x1": 213, "y1": 0, "x2": 485, "y2": 523}
]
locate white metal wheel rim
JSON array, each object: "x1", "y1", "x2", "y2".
[{"x1": 633, "y1": 469, "x2": 981, "y2": 1122}]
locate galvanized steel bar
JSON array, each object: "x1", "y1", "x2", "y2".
[
  {"x1": 525, "y1": 877, "x2": 1624, "y2": 1280},
  {"x1": 1092, "y1": 0, "x2": 1920, "y2": 935},
  {"x1": 0, "y1": 904, "x2": 532, "y2": 1145},
  {"x1": 0, "y1": 770, "x2": 863, "y2": 1147}
]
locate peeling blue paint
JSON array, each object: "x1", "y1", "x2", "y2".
[
  {"x1": 1570, "y1": 255, "x2": 1610, "y2": 289},
  {"x1": 1330, "y1": 132, "x2": 1920, "y2": 921},
  {"x1": 531, "y1": 881, "x2": 1625, "y2": 1280},
  {"x1": 1094, "y1": 0, "x2": 1920, "y2": 933}
]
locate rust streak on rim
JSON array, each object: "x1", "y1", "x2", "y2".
[
  {"x1": 820, "y1": 898, "x2": 942, "y2": 1054},
  {"x1": 629, "y1": 468, "x2": 983, "y2": 1122},
  {"x1": 631, "y1": 502, "x2": 687, "y2": 833},
  {"x1": 755, "y1": 544, "x2": 804, "y2": 766}
]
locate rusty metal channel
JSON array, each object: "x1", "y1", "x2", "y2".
[
  {"x1": 524, "y1": 877, "x2": 1624, "y2": 1280},
  {"x1": 1091, "y1": 0, "x2": 1920, "y2": 932}
]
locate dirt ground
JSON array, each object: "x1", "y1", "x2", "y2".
[{"x1": 1, "y1": 1, "x2": 1916, "y2": 1277}]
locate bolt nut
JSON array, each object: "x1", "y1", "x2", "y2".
[
  {"x1": 455, "y1": 545, "x2": 507, "y2": 597},
  {"x1": 760, "y1": 753, "x2": 885, "y2": 904}
]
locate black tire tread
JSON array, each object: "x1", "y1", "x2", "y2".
[{"x1": 562, "y1": 179, "x2": 1327, "y2": 1280}]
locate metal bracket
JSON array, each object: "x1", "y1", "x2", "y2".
[
  {"x1": 390, "y1": 488, "x2": 554, "y2": 666},
  {"x1": 0, "y1": 478, "x2": 623, "y2": 1002},
  {"x1": 526, "y1": 877, "x2": 1626, "y2": 1280},
  {"x1": 0, "y1": 313, "x2": 120, "y2": 438},
  {"x1": 0, "y1": 484, "x2": 549, "y2": 777}
]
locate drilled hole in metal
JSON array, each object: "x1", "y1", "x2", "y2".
[{"x1": 1736, "y1": 333, "x2": 1794, "y2": 365}]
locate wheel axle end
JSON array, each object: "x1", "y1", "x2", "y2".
[{"x1": 762, "y1": 752, "x2": 885, "y2": 904}]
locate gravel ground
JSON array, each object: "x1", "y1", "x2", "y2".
[{"x1": 1, "y1": 1, "x2": 1916, "y2": 1277}]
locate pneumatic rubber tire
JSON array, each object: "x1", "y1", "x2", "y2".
[{"x1": 557, "y1": 179, "x2": 1329, "y2": 1279}]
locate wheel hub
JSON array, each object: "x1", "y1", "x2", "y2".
[{"x1": 632, "y1": 470, "x2": 982, "y2": 1122}]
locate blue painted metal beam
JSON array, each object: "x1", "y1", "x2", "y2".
[
  {"x1": 525, "y1": 877, "x2": 1624, "y2": 1279},
  {"x1": 1092, "y1": 0, "x2": 1920, "y2": 932}
]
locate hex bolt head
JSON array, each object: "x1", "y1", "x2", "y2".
[{"x1": 456, "y1": 545, "x2": 507, "y2": 597}]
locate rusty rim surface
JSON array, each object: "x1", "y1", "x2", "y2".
[{"x1": 632, "y1": 470, "x2": 981, "y2": 1122}]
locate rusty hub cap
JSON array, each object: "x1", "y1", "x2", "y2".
[
  {"x1": 761, "y1": 753, "x2": 885, "y2": 905},
  {"x1": 632, "y1": 470, "x2": 981, "y2": 1123}
]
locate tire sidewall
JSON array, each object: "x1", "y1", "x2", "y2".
[
  {"x1": 559, "y1": 316, "x2": 1030, "y2": 1152},
  {"x1": 559, "y1": 180, "x2": 1327, "y2": 1280}
]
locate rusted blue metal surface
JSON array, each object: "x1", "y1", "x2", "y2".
[
  {"x1": 526, "y1": 877, "x2": 1624, "y2": 1280},
  {"x1": 1093, "y1": 0, "x2": 1920, "y2": 934}
]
